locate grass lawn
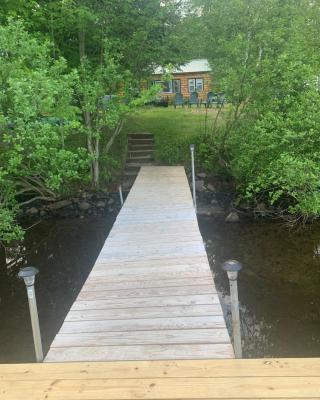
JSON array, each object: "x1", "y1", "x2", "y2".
[
  {"x1": 123, "y1": 105, "x2": 225, "y2": 164},
  {"x1": 123, "y1": 105, "x2": 223, "y2": 139}
]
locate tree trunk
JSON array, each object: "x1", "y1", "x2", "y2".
[
  {"x1": 104, "y1": 119, "x2": 124, "y2": 153},
  {"x1": 93, "y1": 137, "x2": 100, "y2": 188},
  {"x1": 84, "y1": 110, "x2": 95, "y2": 184},
  {"x1": 79, "y1": 29, "x2": 86, "y2": 61}
]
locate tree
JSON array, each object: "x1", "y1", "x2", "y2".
[
  {"x1": 193, "y1": 0, "x2": 320, "y2": 219},
  {"x1": 0, "y1": 20, "x2": 87, "y2": 244},
  {"x1": 14, "y1": 0, "x2": 187, "y2": 77},
  {"x1": 76, "y1": 46, "x2": 160, "y2": 187}
]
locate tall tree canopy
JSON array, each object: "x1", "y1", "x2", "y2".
[
  {"x1": 192, "y1": 0, "x2": 320, "y2": 220},
  {"x1": 1, "y1": 0, "x2": 186, "y2": 77},
  {"x1": 0, "y1": 1, "x2": 185, "y2": 244}
]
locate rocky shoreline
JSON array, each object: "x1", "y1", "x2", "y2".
[
  {"x1": 19, "y1": 170, "x2": 242, "y2": 225},
  {"x1": 17, "y1": 162, "x2": 269, "y2": 230},
  {"x1": 191, "y1": 171, "x2": 241, "y2": 222},
  {"x1": 21, "y1": 190, "x2": 124, "y2": 221}
]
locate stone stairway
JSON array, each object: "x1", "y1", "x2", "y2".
[{"x1": 123, "y1": 133, "x2": 154, "y2": 190}]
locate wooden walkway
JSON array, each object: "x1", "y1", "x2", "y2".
[
  {"x1": 2, "y1": 359, "x2": 320, "y2": 399},
  {"x1": 45, "y1": 166, "x2": 233, "y2": 362}
]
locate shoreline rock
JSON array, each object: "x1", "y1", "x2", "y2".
[{"x1": 225, "y1": 211, "x2": 240, "y2": 223}]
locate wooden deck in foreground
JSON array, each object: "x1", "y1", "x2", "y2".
[
  {"x1": 1, "y1": 359, "x2": 320, "y2": 399},
  {"x1": 45, "y1": 166, "x2": 233, "y2": 362}
]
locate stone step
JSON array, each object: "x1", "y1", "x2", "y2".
[
  {"x1": 128, "y1": 143, "x2": 154, "y2": 151},
  {"x1": 128, "y1": 149, "x2": 154, "y2": 157},
  {"x1": 126, "y1": 162, "x2": 154, "y2": 168},
  {"x1": 126, "y1": 155, "x2": 153, "y2": 164},
  {"x1": 128, "y1": 138, "x2": 154, "y2": 145},
  {"x1": 122, "y1": 134, "x2": 155, "y2": 190},
  {"x1": 128, "y1": 133, "x2": 154, "y2": 140}
]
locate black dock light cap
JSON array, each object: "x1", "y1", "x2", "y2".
[
  {"x1": 18, "y1": 266, "x2": 39, "y2": 286},
  {"x1": 222, "y1": 259, "x2": 242, "y2": 272}
]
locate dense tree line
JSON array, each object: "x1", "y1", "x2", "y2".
[
  {"x1": 192, "y1": 0, "x2": 320, "y2": 221},
  {"x1": 0, "y1": 0, "x2": 187, "y2": 244},
  {"x1": 1, "y1": 0, "x2": 320, "y2": 244}
]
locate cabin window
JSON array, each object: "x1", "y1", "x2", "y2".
[
  {"x1": 188, "y1": 78, "x2": 204, "y2": 92},
  {"x1": 153, "y1": 80, "x2": 172, "y2": 93},
  {"x1": 153, "y1": 79, "x2": 180, "y2": 93},
  {"x1": 172, "y1": 79, "x2": 181, "y2": 93}
]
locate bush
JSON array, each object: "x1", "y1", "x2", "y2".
[{"x1": 228, "y1": 89, "x2": 320, "y2": 218}]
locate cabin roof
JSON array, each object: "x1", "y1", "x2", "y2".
[{"x1": 153, "y1": 59, "x2": 211, "y2": 75}]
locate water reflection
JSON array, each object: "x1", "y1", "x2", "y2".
[
  {"x1": 313, "y1": 244, "x2": 320, "y2": 259},
  {"x1": 199, "y1": 216, "x2": 320, "y2": 358},
  {"x1": 1, "y1": 212, "x2": 320, "y2": 362},
  {"x1": 0, "y1": 215, "x2": 116, "y2": 363}
]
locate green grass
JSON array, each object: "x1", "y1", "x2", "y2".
[
  {"x1": 123, "y1": 106, "x2": 223, "y2": 164},
  {"x1": 123, "y1": 105, "x2": 222, "y2": 138}
]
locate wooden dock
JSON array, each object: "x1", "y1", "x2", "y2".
[
  {"x1": 2, "y1": 358, "x2": 320, "y2": 399},
  {"x1": 45, "y1": 166, "x2": 234, "y2": 362}
]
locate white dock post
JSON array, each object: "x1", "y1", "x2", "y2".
[
  {"x1": 222, "y1": 259, "x2": 242, "y2": 358},
  {"x1": 189, "y1": 144, "x2": 197, "y2": 213},
  {"x1": 118, "y1": 185, "x2": 124, "y2": 207},
  {"x1": 18, "y1": 266, "x2": 44, "y2": 362}
]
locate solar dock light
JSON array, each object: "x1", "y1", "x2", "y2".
[
  {"x1": 18, "y1": 266, "x2": 44, "y2": 362},
  {"x1": 118, "y1": 185, "x2": 124, "y2": 207},
  {"x1": 222, "y1": 259, "x2": 242, "y2": 358},
  {"x1": 189, "y1": 144, "x2": 197, "y2": 212}
]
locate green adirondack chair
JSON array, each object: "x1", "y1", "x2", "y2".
[
  {"x1": 201, "y1": 92, "x2": 218, "y2": 108},
  {"x1": 188, "y1": 92, "x2": 199, "y2": 107},
  {"x1": 217, "y1": 92, "x2": 226, "y2": 107},
  {"x1": 174, "y1": 93, "x2": 185, "y2": 108}
]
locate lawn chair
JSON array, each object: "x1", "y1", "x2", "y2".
[
  {"x1": 217, "y1": 92, "x2": 226, "y2": 107},
  {"x1": 188, "y1": 92, "x2": 199, "y2": 107},
  {"x1": 174, "y1": 93, "x2": 185, "y2": 108},
  {"x1": 201, "y1": 92, "x2": 217, "y2": 108}
]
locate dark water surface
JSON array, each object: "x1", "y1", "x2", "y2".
[
  {"x1": 198, "y1": 216, "x2": 320, "y2": 358},
  {"x1": 1, "y1": 213, "x2": 320, "y2": 362},
  {"x1": 0, "y1": 215, "x2": 116, "y2": 363}
]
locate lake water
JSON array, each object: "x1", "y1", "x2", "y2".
[
  {"x1": 199, "y1": 216, "x2": 320, "y2": 358},
  {"x1": 0, "y1": 213, "x2": 320, "y2": 362}
]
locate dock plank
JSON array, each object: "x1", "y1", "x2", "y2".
[
  {"x1": 45, "y1": 166, "x2": 233, "y2": 362},
  {"x1": 51, "y1": 329, "x2": 230, "y2": 347},
  {"x1": 45, "y1": 343, "x2": 234, "y2": 362},
  {"x1": 59, "y1": 316, "x2": 227, "y2": 334},
  {"x1": 1, "y1": 359, "x2": 320, "y2": 399},
  {"x1": 71, "y1": 294, "x2": 220, "y2": 310},
  {"x1": 65, "y1": 304, "x2": 223, "y2": 321}
]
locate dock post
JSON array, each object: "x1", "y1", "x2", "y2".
[
  {"x1": 222, "y1": 259, "x2": 242, "y2": 358},
  {"x1": 189, "y1": 144, "x2": 197, "y2": 213},
  {"x1": 118, "y1": 185, "x2": 124, "y2": 207},
  {"x1": 18, "y1": 266, "x2": 44, "y2": 362}
]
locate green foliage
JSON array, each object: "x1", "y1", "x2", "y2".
[
  {"x1": 0, "y1": 21, "x2": 88, "y2": 244},
  {"x1": 193, "y1": 0, "x2": 320, "y2": 219},
  {"x1": 12, "y1": 0, "x2": 187, "y2": 75},
  {"x1": 0, "y1": 1, "x2": 186, "y2": 243},
  {"x1": 76, "y1": 45, "x2": 162, "y2": 187},
  {"x1": 230, "y1": 88, "x2": 320, "y2": 216},
  {"x1": 122, "y1": 105, "x2": 230, "y2": 175}
]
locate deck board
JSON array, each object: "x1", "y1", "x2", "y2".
[
  {"x1": 1, "y1": 359, "x2": 320, "y2": 399},
  {"x1": 45, "y1": 166, "x2": 233, "y2": 362}
]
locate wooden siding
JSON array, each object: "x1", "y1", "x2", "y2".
[{"x1": 150, "y1": 72, "x2": 212, "y2": 101}]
